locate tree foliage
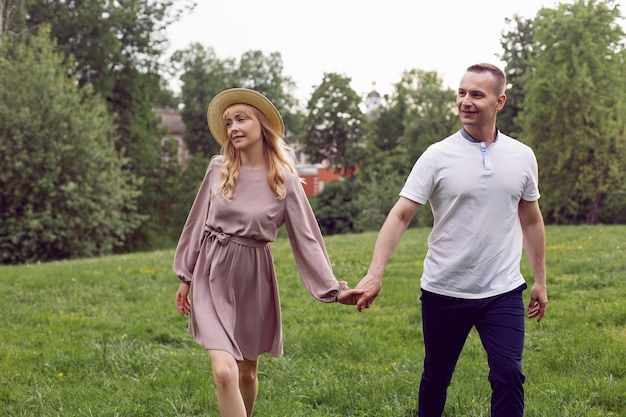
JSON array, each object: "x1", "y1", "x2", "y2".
[
  {"x1": 498, "y1": 14, "x2": 538, "y2": 137},
  {"x1": 173, "y1": 44, "x2": 237, "y2": 159},
  {"x1": 397, "y1": 69, "x2": 458, "y2": 161},
  {"x1": 0, "y1": 28, "x2": 143, "y2": 264},
  {"x1": 25, "y1": 0, "x2": 193, "y2": 93},
  {"x1": 368, "y1": 87, "x2": 407, "y2": 153},
  {"x1": 237, "y1": 50, "x2": 299, "y2": 115},
  {"x1": 353, "y1": 69, "x2": 454, "y2": 232},
  {"x1": 0, "y1": 0, "x2": 27, "y2": 41},
  {"x1": 353, "y1": 147, "x2": 411, "y2": 232},
  {"x1": 517, "y1": 0, "x2": 626, "y2": 224},
  {"x1": 303, "y1": 73, "x2": 365, "y2": 180},
  {"x1": 314, "y1": 180, "x2": 361, "y2": 236},
  {"x1": 22, "y1": 0, "x2": 195, "y2": 251},
  {"x1": 173, "y1": 46, "x2": 298, "y2": 160}
]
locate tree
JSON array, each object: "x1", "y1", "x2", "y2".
[
  {"x1": 397, "y1": 69, "x2": 458, "y2": 160},
  {"x1": 369, "y1": 88, "x2": 408, "y2": 153},
  {"x1": 314, "y1": 180, "x2": 361, "y2": 235},
  {"x1": 498, "y1": 14, "x2": 539, "y2": 137},
  {"x1": 353, "y1": 147, "x2": 412, "y2": 232},
  {"x1": 0, "y1": 27, "x2": 142, "y2": 264},
  {"x1": 236, "y1": 50, "x2": 300, "y2": 138},
  {"x1": 25, "y1": 0, "x2": 193, "y2": 94},
  {"x1": 110, "y1": 66, "x2": 177, "y2": 251},
  {"x1": 303, "y1": 73, "x2": 366, "y2": 180},
  {"x1": 517, "y1": 0, "x2": 626, "y2": 224},
  {"x1": 0, "y1": 0, "x2": 26, "y2": 42},
  {"x1": 353, "y1": 70, "x2": 454, "y2": 232},
  {"x1": 24, "y1": 0, "x2": 195, "y2": 251},
  {"x1": 173, "y1": 43, "x2": 237, "y2": 159},
  {"x1": 152, "y1": 76, "x2": 180, "y2": 109}
]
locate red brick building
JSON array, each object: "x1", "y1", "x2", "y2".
[{"x1": 297, "y1": 164, "x2": 350, "y2": 197}]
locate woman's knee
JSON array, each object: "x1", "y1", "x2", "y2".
[
  {"x1": 238, "y1": 360, "x2": 258, "y2": 385},
  {"x1": 209, "y1": 351, "x2": 239, "y2": 388},
  {"x1": 212, "y1": 363, "x2": 239, "y2": 387}
]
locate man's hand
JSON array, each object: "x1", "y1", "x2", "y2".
[
  {"x1": 355, "y1": 274, "x2": 382, "y2": 312},
  {"x1": 527, "y1": 282, "x2": 548, "y2": 322}
]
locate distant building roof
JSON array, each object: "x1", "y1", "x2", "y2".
[{"x1": 154, "y1": 108, "x2": 185, "y2": 136}]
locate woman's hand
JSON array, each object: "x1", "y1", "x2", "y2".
[
  {"x1": 336, "y1": 288, "x2": 365, "y2": 305},
  {"x1": 175, "y1": 282, "x2": 191, "y2": 315}
]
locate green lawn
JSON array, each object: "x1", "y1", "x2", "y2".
[{"x1": 1, "y1": 225, "x2": 625, "y2": 416}]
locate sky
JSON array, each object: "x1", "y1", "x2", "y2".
[{"x1": 166, "y1": 0, "x2": 624, "y2": 103}]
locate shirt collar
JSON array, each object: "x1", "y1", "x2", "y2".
[{"x1": 460, "y1": 127, "x2": 500, "y2": 144}]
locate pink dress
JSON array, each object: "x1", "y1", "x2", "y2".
[{"x1": 173, "y1": 157, "x2": 346, "y2": 361}]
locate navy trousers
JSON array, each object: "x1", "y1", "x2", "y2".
[{"x1": 418, "y1": 284, "x2": 527, "y2": 417}]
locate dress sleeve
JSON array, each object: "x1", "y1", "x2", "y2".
[
  {"x1": 172, "y1": 160, "x2": 216, "y2": 283},
  {"x1": 284, "y1": 174, "x2": 348, "y2": 302}
]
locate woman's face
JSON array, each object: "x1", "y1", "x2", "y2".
[{"x1": 224, "y1": 105, "x2": 264, "y2": 152}]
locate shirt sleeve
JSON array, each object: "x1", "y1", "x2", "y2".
[
  {"x1": 400, "y1": 146, "x2": 435, "y2": 204},
  {"x1": 283, "y1": 174, "x2": 346, "y2": 302},
  {"x1": 172, "y1": 160, "x2": 216, "y2": 283},
  {"x1": 522, "y1": 148, "x2": 541, "y2": 202}
]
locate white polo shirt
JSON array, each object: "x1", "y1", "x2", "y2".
[{"x1": 400, "y1": 129, "x2": 540, "y2": 299}]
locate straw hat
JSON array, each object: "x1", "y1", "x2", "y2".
[{"x1": 207, "y1": 88, "x2": 284, "y2": 146}]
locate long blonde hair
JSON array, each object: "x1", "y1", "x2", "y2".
[{"x1": 215, "y1": 103, "x2": 299, "y2": 200}]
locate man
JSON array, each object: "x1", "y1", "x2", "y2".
[{"x1": 355, "y1": 63, "x2": 548, "y2": 417}]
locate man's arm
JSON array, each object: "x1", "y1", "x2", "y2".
[
  {"x1": 355, "y1": 197, "x2": 421, "y2": 311},
  {"x1": 518, "y1": 199, "x2": 548, "y2": 322}
]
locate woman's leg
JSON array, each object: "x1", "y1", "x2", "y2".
[
  {"x1": 238, "y1": 358, "x2": 260, "y2": 417},
  {"x1": 208, "y1": 350, "x2": 247, "y2": 417}
]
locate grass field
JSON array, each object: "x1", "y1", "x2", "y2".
[{"x1": 1, "y1": 225, "x2": 625, "y2": 416}]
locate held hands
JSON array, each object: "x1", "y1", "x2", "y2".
[
  {"x1": 336, "y1": 288, "x2": 366, "y2": 305},
  {"x1": 336, "y1": 280, "x2": 365, "y2": 305},
  {"x1": 354, "y1": 273, "x2": 382, "y2": 312},
  {"x1": 175, "y1": 282, "x2": 191, "y2": 316}
]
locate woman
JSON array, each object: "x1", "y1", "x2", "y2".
[{"x1": 173, "y1": 88, "x2": 361, "y2": 417}]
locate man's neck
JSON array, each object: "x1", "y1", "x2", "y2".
[{"x1": 463, "y1": 125, "x2": 498, "y2": 146}]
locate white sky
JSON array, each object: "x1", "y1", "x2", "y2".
[{"x1": 166, "y1": 0, "x2": 624, "y2": 103}]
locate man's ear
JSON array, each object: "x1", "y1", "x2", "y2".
[{"x1": 496, "y1": 93, "x2": 507, "y2": 112}]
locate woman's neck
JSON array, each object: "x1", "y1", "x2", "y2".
[{"x1": 239, "y1": 149, "x2": 266, "y2": 169}]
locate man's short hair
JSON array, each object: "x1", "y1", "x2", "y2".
[{"x1": 466, "y1": 63, "x2": 507, "y2": 94}]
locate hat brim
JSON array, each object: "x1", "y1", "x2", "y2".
[{"x1": 207, "y1": 88, "x2": 284, "y2": 146}]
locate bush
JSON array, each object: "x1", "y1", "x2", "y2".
[
  {"x1": 314, "y1": 180, "x2": 361, "y2": 235},
  {"x1": 0, "y1": 28, "x2": 142, "y2": 264}
]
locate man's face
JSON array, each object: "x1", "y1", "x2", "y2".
[{"x1": 456, "y1": 71, "x2": 505, "y2": 131}]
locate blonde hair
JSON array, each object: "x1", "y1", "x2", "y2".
[{"x1": 215, "y1": 103, "x2": 299, "y2": 200}]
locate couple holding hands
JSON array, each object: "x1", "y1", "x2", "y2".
[{"x1": 173, "y1": 63, "x2": 547, "y2": 417}]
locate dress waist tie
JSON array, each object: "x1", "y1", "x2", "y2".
[{"x1": 205, "y1": 228, "x2": 269, "y2": 248}]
